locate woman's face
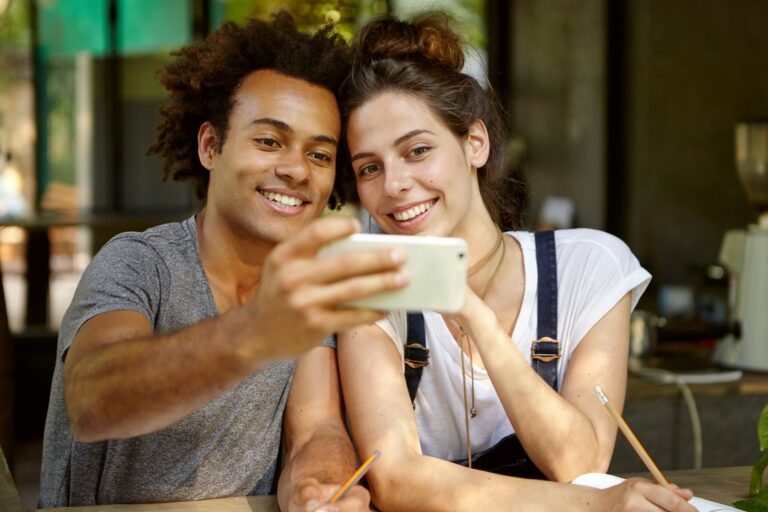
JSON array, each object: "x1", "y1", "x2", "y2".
[{"x1": 347, "y1": 91, "x2": 488, "y2": 237}]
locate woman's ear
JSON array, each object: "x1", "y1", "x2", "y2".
[
  {"x1": 465, "y1": 119, "x2": 490, "y2": 169},
  {"x1": 197, "y1": 122, "x2": 218, "y2": 171}
]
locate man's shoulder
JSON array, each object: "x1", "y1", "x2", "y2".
[
  {"x1": 108, "y1": 216, "x2": 195, "y2": 248},
  {"x1": 95, "y1": 216, "x2": 197, "y2": 262}
]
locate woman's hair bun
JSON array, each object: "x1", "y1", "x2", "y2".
[{"x1": 354, "y1": 12, "x2": 464, "y2": 71}]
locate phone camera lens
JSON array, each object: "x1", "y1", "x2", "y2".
[{"x1": 458, "y1": 252, "x2": 466, "y2": 259}]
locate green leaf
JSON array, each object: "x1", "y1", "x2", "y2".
[
  {"x1": 758, "y1": 404, "x2": 768, "y2": 451},
  {"x1": 752, "y1": 451, "x2": 768, "y2": 496},
  {"x1": 735, "y1": 489, "x2": 768, "y2": 511}
]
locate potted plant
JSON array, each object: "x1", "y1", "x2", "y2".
[{"x1": 734, "y1": 404, "x2": 768, "y2": 510}]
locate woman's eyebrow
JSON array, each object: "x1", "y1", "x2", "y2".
[
  {"x1": 394, "y1": 129, "x2": 434, "y2": 146},
  {"x1": 350, "y1": 129, "x2": 435, "y2": 162},
  {"x1": 350, "y1": 151, "x2": 374, "y2": 162}
]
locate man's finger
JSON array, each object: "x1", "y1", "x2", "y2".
[
  {"x1": 296, "y1": 271, "x2": 409, "y2": 311},
  {"x1": 273, "y1": 216, "x2": 361, "y2": 260},
  {"x1": 283, "y1": 246, "x2": 405, "y2": 288}
]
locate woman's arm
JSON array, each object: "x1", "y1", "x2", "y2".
[
  {"x1": 337, "y1": 326, "x2": 695, "y2": 512},
  {"x1": 337, "y1": 320, "x2": 692, "y2": 512},
  {"x1": 453, "y1": 291, "x2": 631, "y2": 482}
]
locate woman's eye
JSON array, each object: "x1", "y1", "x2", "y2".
[
  {"x1": 358, "y1": 163, "x2": 380, "y2": 177},
  {"x1": 409, "y1": 145, "x2": 430, "y2": 158}
]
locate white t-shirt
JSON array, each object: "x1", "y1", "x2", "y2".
[{"x1": 376, "y1": 229, "x2": 651, "y2": 461}]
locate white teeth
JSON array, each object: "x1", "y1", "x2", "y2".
[
  {"x1": 260, "y1": 191, "x2": 304, "y2": 207},
  {"x1": 393, "y1": 201, "x2": 434, "y2": 221}
]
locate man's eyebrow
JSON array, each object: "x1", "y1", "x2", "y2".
[
  {"x1": 250, "y1": 117, "x2": 338, "y2": 146},
  {"x1": 312, "y1": 135, "x2": 338, "y2": 146},
  {"x1": 351, "y1": 129, "x2": 434, "y2": 162},
  {"x1": 251, "y1": 117, "x2": 292, "y2": 132}
]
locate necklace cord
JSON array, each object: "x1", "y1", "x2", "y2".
[
  {"x1": 458, "y1": 226, "x2": 507, "y2": 468},
  {"x1": 468, "y1": 227, "x2": 504, "y2": 277},
  {"x1": 459, "y1": 327, "x2": 473, "y2": 468}
]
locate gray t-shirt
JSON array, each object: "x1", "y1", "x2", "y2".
[{"x1": 39, "y1": 216, "x2": 330, "y2": 507}]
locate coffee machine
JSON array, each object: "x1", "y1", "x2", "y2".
[{"x1": 713, "y1": 122, "x2": 768, "y2": 371}]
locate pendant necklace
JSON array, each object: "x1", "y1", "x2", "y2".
[{"x1": 459, "y1": 226, "x2": 507, "y2": 467}]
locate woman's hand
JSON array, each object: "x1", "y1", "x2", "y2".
[
  {"x1": 595, "y1": 478, "x2": 695, "y2": 512},
  {"x1": 446, "y1": 284, "x2": 503, "y2": 340}
]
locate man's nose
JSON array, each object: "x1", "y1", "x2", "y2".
[{"x1": 274, "y1": 149, "x2": 310, "y2": 183}]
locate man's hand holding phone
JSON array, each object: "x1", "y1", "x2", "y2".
[
  {"x1": 245, "y1": 216, "x2": 409, "y2": 360},
  {"x1": 318, "y1": 232, "x2": 468, "y2": 313}
]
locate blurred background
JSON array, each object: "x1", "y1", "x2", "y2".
[{"x1": 1, "y1": 0, "x2": 768, "y2": 508}]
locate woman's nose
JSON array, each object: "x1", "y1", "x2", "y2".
[{"x1": 383, "y1": 163, "x2": 413, "y2": 197}]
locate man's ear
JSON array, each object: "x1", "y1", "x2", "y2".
[
  {"x1": 465, "y1": 119, "x2": 490, "y2": 170},
  {"x1": 197, "y1": 122, "x2": 218, "y2": 170}
]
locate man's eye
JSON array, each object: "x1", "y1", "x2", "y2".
[
  {"x1": 309, "y1": 151, "x2": 332, "y2": 162},
  {"x1": 255, "y1": 138, "x2": 280, "y2": 148}
]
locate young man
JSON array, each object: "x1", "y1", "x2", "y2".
[{"x1": 39, "y1": 12, "x2": 404, "y2": 510}]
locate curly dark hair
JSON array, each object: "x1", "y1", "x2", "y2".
[
  {"x1": 148, "y1": 11, "x2": 352, "y2": 208},
  {"x1": 340, "y1": 12, "x2": 527, "y2": 230}
]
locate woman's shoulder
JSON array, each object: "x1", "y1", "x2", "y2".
[
  {"x1": 554, "y1": 228, "x2": 631, "y2": 253},
  {"x1": 553, "y1": 228, "x2": 645, "y2": 280},
  {"x1": 507, "y1": 228, "x2": 634, "y2": 259}
]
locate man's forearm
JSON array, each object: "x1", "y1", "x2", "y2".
[
  {"x1": 65, "y1": 307, "x2": 274, "y2": 441},
  {"x1": 277, "y1": 423, "x2": 358, "y2": 509}
]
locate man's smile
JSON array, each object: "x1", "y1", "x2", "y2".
[{"x1": 258, "y1": 189, "x2": 308, "y2": 207}]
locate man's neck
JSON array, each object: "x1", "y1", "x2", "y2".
[{"x1": 195, "y1": 209, "x2": 273, "y2": 312}]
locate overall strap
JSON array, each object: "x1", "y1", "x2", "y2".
[
  {"x1": 531, "y1": 230, "x2": 560, "y2": 390},
  {"x1": 404, "y1": 231, "x2": 560, "y2": 404},
  {"x1": 404, "y1": 312, "x2": 429, "y2": 406}
]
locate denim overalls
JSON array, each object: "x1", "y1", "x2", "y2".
[{"x1": 404, "y1": 231, "x2": 560, "y2": 479}]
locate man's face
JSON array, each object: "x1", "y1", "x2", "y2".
[{"x1": 203, "y1": 69, "x2": 340, "y2": 244}]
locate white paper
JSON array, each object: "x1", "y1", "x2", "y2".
[{"x1": 571, "y1": 473, "x2": 738, "y2": 511}]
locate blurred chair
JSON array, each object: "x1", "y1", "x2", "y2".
[
  {"x1": 1, "y1": 257, "x2": 22, "y2": 511},
  {"x1": 1, "y1": 255, "x2": 13, "y2": 457},
  {"x1": 1, "y1": 443, "x2": 23, "y2": 512}
]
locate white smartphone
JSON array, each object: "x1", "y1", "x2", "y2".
[{"x1": 318, "y1": 233, "x2": 468, "y2": 312}]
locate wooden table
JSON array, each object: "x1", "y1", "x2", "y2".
[
  {"x1": 32, "y1": 466, "x2": 751, "y2": 511},
  {"x1": 39, "y1": 495, "x2": 279, "y2": 512},
  {"x1": 0, "y1": 211, "x2": 188, "y2": 328}
]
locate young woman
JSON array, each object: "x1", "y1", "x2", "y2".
[{"x1": 336, "y1": 12, "x2": 695, "y2": 512}]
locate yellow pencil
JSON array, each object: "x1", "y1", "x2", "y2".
[
  {"x1": 594, "y1": 386, "x2": 671, "y2": 490},
  {"x1": 329, "y1": 449, "x2": 381, "y2": 504}
]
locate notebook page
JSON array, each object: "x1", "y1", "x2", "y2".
[{"x1": 571, "y1": 473, "x2": 738, "y2": 511}]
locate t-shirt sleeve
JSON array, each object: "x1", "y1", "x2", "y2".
[
  {"x1": 374, "y1": 310, "x2": 408, "y2": 363},
  {"x1": 322, "y1": 334, "x2": 336, "y2": 349},
  {"x1": 58, "y1": 234, "x2": 165, "y2": 358},
  {"x1": 558, "y1": 229, "x2": 651, "y2": 351}
]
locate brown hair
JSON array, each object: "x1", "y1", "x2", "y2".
[
  {"x1": 148, "y1": 11, "x2": 352, "y2": 209},
  {"x1": 340, "y1": 12, "x2": 526, "y2": 229}
]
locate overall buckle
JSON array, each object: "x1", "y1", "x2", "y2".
[
  {"x1": 531, "y1": 337, "x2": 561, "y2": 363},
  {"x1": 404, "y1": 343, "x2": 430, "y2": 369}
]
